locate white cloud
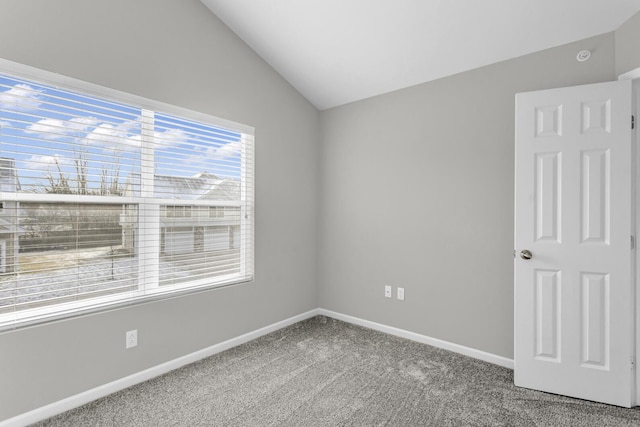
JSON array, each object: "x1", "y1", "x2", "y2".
[
  {"x1": 125, "y1": 134, "x2": 142, "y2": 148},
  {"x1": 66, "y1": 117, "x2": 99, "y2": 132},
  {"x1": 25, "y1": 116, "x2": 99, "y2": 140},
  {"x1": 85, "y1": 123, "x2": 123, "y2": 145},
  {"x1": 85, "y1": 123, "x2": 141, "y2": 149},
  {"x1": 24, "y1": 116, "x2": 139, "y2": 148},
  {"x1": 22, "y1": 154, "x2": 70, "y2": 171},
  {"x1": 0, "y1": 120, "x2": 11, "y2": 128},
  {"x1": 116, "y1": 117, "x2": 141, "y2": 134},
  {"x1": 154, "y1": 128, "x2": 187, "y2": 148},
  {"x1": 207, "y1": 140, "x2": 242, "y2": 159},
  {"x1": 0, "y1": 83, "x2": 43, "y2": 111},
  {"x1": 85, "y1": 126, "x2": 186, "y2": 152},
  {"x1": 182, "y1": 139, "x2": 242, "y2": 172},
  {"x1": 25, "y1": 118, "x2": 67, "y2": 140}
]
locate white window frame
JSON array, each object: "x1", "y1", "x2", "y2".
[{"x1": 0, "y1": 58, "x2": 255, "y2": 330}]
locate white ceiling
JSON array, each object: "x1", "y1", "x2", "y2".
[{"x1": 200, "y1": 0, "x2": 640, "y2": 110}]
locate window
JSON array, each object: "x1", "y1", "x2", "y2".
[
  {"x1": 209, "y1": 206, "x2": 224, "y2": 218},
  {"x1": 165, "y1": 205, "x2": 192, "y2": 218},
  {"x1": 0, "y1": 60, "x2": 254, "y2": 329}
]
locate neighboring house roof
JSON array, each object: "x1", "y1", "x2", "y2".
[
  {"x1": 0, "y1": 157, "x2": 20, "y2": 192},
  {"x1": 123, "y1": 172, "x2": 240, "y2": 201}
]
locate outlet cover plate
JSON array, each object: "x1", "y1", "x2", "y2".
[
  {"x1": 126, "y1": 329, "x2": 138, "y2": 349},
  {"x1": 384, "y1": 285, "x2": 392, "y2": 298}
]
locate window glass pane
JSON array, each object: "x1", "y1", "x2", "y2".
[
  {"x1": 153, "y1": 112, "x2": 242, "y2": 192},
  {"x1": 0, "y1": 64, "x2": 253, "y2": 329},
  {"x1": 0, "y1": 74, "x2": 141, "y2": 196},
  {"x1": 158, "y1": 206, "x2": 241, "y2": 286},
  {"x1": 152, "y1": 113, "x2": 244, "y2": 287},
  {"x1": 0, "y1": 203, "x2": 138, "y2": 314}
]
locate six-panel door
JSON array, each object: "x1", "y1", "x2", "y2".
[{"x1": 514, "y1": 80, "x2": 633, "y2": 407}]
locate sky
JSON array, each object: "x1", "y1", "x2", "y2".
[{"x1": 0, "y1": 74, "x2": 243, "y2": 195}]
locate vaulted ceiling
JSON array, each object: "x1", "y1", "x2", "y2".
[{"x1": 201, "y1": 0, "x2": 640, "y2": 110}]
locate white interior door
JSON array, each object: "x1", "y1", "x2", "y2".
[{"x1": 514, "y1": 80, "x2": 634, "y2": 407}]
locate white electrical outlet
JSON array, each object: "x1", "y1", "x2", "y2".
[
  {"x1": 397, "y1": 287, "x2": 405, "y2": 301},
  {"x1": 126, "y1": 329, "x2": 138, "y2": 349},
  {"x1": 384, "y1": 285, "x2": 392, "y2": 298}
]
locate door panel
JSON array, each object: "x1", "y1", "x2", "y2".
[
  {"x1": 581, "y1": 149, "x2": 609, "y2": 243},
  {"x1": 515, "y1": 80, "x2": 633, "y2": 407},
  {"x1": 534, "y1": 269, "x2": 561, "y2": 362},
  {"x1": 580, "y1": 272, "x2": 609, "y2": 369},
  {"x1": 535, "y1": 152, "x2": 561, "y2": 242}
]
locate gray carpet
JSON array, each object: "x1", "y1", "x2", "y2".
[{"x1": 35, "y1": 316, "x2": 640, "y2": 426}]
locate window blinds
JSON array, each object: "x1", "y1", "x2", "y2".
[{"x1": 0, "y1": 67, "x2": 254, "y2": 329}]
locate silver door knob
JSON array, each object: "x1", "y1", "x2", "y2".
[{"x1": 520, "y1": 250, "x2": 533, "y2": 260}]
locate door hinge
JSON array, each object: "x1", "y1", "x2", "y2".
[
  {"x1": 633, "y1": 115, "x2": 636, "y2": 130},
  {"x1": 632, "y1": 235, "x2": 636, "y2": 250},
  {"x1": 631, "y1": 358, "x2": 636, "y2": 371}
]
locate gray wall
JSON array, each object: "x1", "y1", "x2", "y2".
[
  {"x1": 0, "y1": 0, "x2": 319, "y2": 421},
  {"x1": 615, "y1": 10, "x2": 640, "y2": 76},
  {"x1": 318, "y1": 33, "x2": 616, "y2": 359}
]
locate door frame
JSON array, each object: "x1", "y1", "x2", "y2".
[{"x1": 619, "y1": 68, "x2": 640, "y2": 405}]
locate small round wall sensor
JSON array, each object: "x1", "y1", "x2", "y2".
[{"x1": 577, "y1": 50, "x2": 591, "y2": 62}]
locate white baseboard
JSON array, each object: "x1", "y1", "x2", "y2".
[
  {"x1": 0, "y1": 308, "x2": 320, "y2": 427},
  {"x1": 318, "y1": 309, "x2": 514, "y2": 370},
  {"x1": 2, "y1": 307, "x2": 513, "y2": 426}
]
